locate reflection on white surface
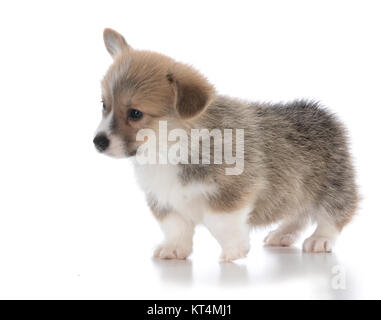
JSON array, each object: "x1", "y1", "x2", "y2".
[
  {"x1": 219, "y1": 262, "x2": 249, "y2": 285},
  {"x1": 152, "y1": 258, "x2": 194, "y2": 285},
  {"x1": 0, "y1": 184, "x2": 376, "y2": 299},
  {"x1": 151, "y1": 243, "x2": 359, "y2": 299}
]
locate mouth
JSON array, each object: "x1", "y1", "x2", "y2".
[{"x1": 127, "y1": 149, "x2": 137, "y2": 157}]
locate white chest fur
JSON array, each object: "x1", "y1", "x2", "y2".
[{"x1": 133, "y1": 162, "x2": 216, "y2": 223}]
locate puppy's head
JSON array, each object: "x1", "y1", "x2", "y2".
[{"x1": 93, "y1": 28, "x2": 215, "y2": 158}]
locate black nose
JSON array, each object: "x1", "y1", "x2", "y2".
[{"x1": 93, "y1": 134, "x2": 109, "y2": 152}]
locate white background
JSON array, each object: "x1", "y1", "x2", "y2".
[{"x1": 0, "y1": 0, "x2": 380, "y2": 299}]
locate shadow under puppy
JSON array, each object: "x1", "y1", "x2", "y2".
[{"x1": 94, "y1": 28, "x2": 358, "y2": 262}]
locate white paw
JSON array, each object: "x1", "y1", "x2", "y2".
[
  {"x1": 303, "y1": 236, "x2": 334, "y2": 253},
  {"x1": 264, "y1": 231, "x2": 297, "y2": 247},
  {"x1": 153, "y1": 243, "x2": 192, "y2": 260},
  {"x1": 220, "y1": 246, "x2": 249, "y2": 262}
]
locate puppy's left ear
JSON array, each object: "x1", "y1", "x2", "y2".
[
  {"x1": 103, "y1": 28, "x2": 130, "y2": 59},
  {"x1": 169, "y1": 65, "x2": 215, "y2": 120}
]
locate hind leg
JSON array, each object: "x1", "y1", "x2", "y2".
[
  {"x1": 303, "y1": 215, "x2": 340, "y2": 253},
  {"x1": 264, "y1": 215, "x2": 308, "y2": 247}
]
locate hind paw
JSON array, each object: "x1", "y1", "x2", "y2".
[
  {"x1": 264, "y1": 231, "x2": 297, "y2": 247},
  {"x1": 303, "y1": 236, "x2": 334, "y2": 253}
]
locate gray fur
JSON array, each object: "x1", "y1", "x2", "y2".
[
  {"x1": 99, "y1": 28, "x2": 358, "y2": 255},
  {"x1": 186, "y1": 96, "x2": 358, "y2": 229}
]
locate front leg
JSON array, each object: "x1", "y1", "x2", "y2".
[
  {"x1": 153, "y1": 210, "x2": 195, "y2": 260},
  {"x1": 203, "y1": 207, "x2": 251, "y2": 262}
]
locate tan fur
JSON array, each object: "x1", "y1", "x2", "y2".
[
  {"x1": 96, "y1": 29, "x2": 358, "y2": 257},
  {"x1": 101, "y1": 31, "x2": 215, "y2": 156}
]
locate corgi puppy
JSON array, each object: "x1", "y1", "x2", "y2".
[{"x1": 94, "y1": 28, "x2": 358, "y2": 262}]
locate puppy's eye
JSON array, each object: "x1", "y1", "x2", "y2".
[
  {"x1": 128, "y1": 109, "x2": 143, "y2": 121},
  {"x1": 101, "y1": 101, "x2": 106, "y2": 111}
]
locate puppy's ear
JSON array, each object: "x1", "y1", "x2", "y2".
[
  {"x1": 169, "y1": 65, "x2": 215, "y2": 119},
  {"x1": 103, "y1": 28, "x2": 130, "y2": 59}
]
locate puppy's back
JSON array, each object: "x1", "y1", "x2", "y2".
[{"x1": 250, "y1": 100, "x2": 358, "y2": 227}]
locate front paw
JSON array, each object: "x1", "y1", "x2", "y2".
[
  {"x1": 153, "y1": 243, "x2": 192, "y2": 260},
  {"x1": 220, "y1": 245, "x2": 249, "y2": 262}
]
